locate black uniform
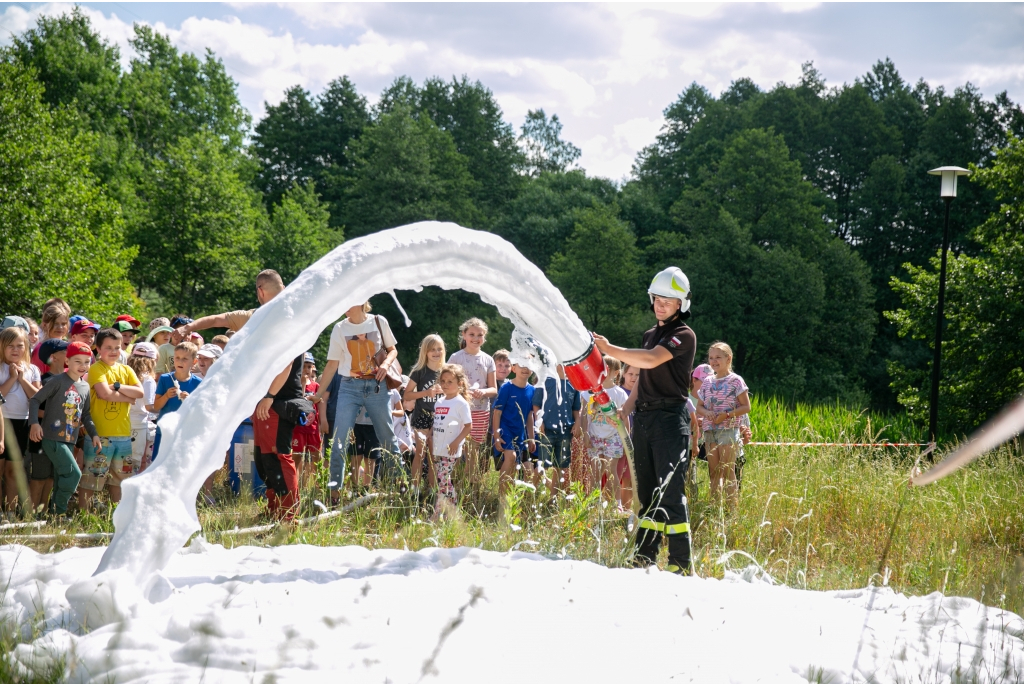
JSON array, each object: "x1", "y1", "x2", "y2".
[{"x1": 632, "y1": 313, "x2": 696, "y2": 573}]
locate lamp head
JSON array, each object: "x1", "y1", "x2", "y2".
[{"x1": 928, "y1": 166, "x2": 970, "y2": 198}]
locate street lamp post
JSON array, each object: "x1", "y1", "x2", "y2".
[{"x1": 925, "y1": 166, "x2": 970, "y2": 443}]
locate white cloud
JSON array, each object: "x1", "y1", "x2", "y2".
[{"x1": 4, "y1": 2, "x2": 1022, "y2": 180}]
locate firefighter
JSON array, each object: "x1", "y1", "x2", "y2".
[{"x1": 593, "y1": 267, "x2": 696, "y2": 574}]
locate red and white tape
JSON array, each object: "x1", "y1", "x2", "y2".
[{"x1": 748, "y1": 441, "x2": 930, "y2": 448}]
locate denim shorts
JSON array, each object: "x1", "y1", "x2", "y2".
[
  {"x1": 83, "y1": 436, "x2": 134, "y2": 480},
  {"x1": 540, "y1": 431, "x2": 573, "y2": 469},
  {"x1": 704, "y1": 428, "x2": 741, "y2": 446}
]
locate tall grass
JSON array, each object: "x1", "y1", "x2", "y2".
[{"x1": 3, "y1": 398, "x2": 1021, "y2": 624}]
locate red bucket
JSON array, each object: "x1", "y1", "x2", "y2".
[{"x1": 563, "y1": 338, "x2": 607, "y2": 394}]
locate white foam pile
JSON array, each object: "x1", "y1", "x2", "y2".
[
  {"x1": 2, "y1": 541, "x2": 1021, "y2": 683},
  {"x1": 98, "y1": 222, "x2": 591, "y2": 593}
]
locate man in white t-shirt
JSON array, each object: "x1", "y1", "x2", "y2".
[{"x1": 312, "y1": 302, "x2": 402, "y2": 498}]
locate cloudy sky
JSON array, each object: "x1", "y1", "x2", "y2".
[{"x1": 3, "y1": 2, "x2": 1023, "y2": 179}]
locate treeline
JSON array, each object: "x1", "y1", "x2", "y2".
[{"x1": 1, "y1": 9, "x2": 1022, "y2": 435}]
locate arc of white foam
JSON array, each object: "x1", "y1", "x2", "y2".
[{"x1": 92, "y1": 223, "x2": 591, "y2": 585}]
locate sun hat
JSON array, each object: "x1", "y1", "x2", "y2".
[
  {"x1": 114, "y1": 314, "x2": 142, "y2": 328},
  {"x1": 39, "y1": 339, "x2": 69, "y2": 365},
  {"x1": 146, "y1": 326, "x2": 174, "y2": 342},
  {"x1": 130, "y1": 342, "x2": 158, "y2": 360},
  {"x1": 66, "y1": 341, "x2": 93, "y2": 360},
  {"x1": 113, "y1": 320, "x2": 141, "y2": 335},
  {"x1": 692, "y1": 363, "x2": 713, "y2": 382},
  {"x1": 70, "y1": 319, "x2": 100, "y2": 336},
  {"x1": 197, "y1": 344, "x2": 222, "y2": 359},
  {"x1": 0, "y1": 316, "x2": 29, "y2": 333}
]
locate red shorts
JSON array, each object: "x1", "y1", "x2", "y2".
[
  {"x1": 616, "y1": 453, "x2": 631, "y2": 483},
  {"x1": 291, "y1": 427, "x2": 322, "y2": 455}
]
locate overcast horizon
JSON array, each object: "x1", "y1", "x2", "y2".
[{"x1": 3, "y1": 2, "x2": 1023, "y2": 180}]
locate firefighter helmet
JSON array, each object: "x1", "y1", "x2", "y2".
[{"x1": 647, "y1": 267, "x2": 691, "y2": 312}]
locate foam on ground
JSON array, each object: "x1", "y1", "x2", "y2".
[
  {"x1": 2, "y1": 541, "x2": 1021, "y2": 682},
  {"x1": 93, "y1": 223, "x2": 592, "y2": 599}
]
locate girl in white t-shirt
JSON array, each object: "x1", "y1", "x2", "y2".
[
  {"x1": 431, "y1": 364, "x2": 473, "y2": 521},
  {"x1": 0, "y1": 327, "x2": 41, "y2": 510},
  {"x1": 126, "y1": 343, "x2": 159, "y2": 474},
  {"x1": 580, "y1": 356, "x2": 628, "y2": 504}
]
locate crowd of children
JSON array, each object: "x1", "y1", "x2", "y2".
[{"x1": 0, "y1": 296, "x2": 752, "y2": 524}]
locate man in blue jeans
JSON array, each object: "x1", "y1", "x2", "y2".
[{"x1": 312, "y1": 302, "x2": 402, "y2": 505}]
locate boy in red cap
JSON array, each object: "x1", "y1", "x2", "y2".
[
  {"x1": 83, "y1": 328, "x2": 143, "y2": 510},
  {"x1": 69, "y1": 319, "x2": 99, "y2": 351},
  {"x1": 28, "y1": 342, "x2": 101, "y2": 515}
]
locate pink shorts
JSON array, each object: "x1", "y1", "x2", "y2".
[{"x1": 587, "y1": 435, "x2": 623, "y2": 461}]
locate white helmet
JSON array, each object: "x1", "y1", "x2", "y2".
[{"x1": 648, "y1": 267, "x2": 691, "y2": 313}]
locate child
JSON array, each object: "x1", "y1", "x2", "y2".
[
  {"x1": 493, "y1": 349, "x2": 512, "y2": 387},
  {"x1": 292, "y1": 352, "x2": 322, "y2": 482},
  {"x1": 28, "y1": 339, "x2": 69, "y2": 512},
  {"x1": 211, "y1": 335, "x2": 230, "y2": 350},
  {"x1": 0, "y1": 327, "x2": 42, "y2": 511},
  {"x1": 532, "y1": 364, "x2": 581, "y2": 494},
  {"x1": 405, "y1": 334, "x2": 445, "y2": 491},
  {"x1": 392, "y1": 377, "x2": 414, "y2": 465},
  {"x1": 348, "y1": 405, "x2": 380, "y2": 489},
  {"x1": 69, "y1": 319, "x2": 99, "y2": 352},
  {"x1": 112, "y1": 319, "x2": 140, "y2": 363},
  {"x1": 126, "y1": 342, "x2": 159, "y2": 474},
  {"x1": 31, "y1": 301, "x2": 70, "y2": 374},
  {"x1": 25, "y1": 318, "x2": 39, "y2": 349},
  {"x1": 83, "y1": 328, "x2": 144, "y2": 510},
  {"x1": 431, "y1": 364, "x2": 473, "y2": 520},
  {"x1": 195, "y1": 344, "x2": 222, "y2": 378},
  {"x1": 580, "y1": 356, "x2": 629, "y2": 504},
  {"x1": 28, "y1": 341, "x2": 100, "y2": 515},
  {"x1": 152, "y1": 341, "x2": 202, "y2": 462},
  {"x1": 695, "y1": 342, "x2": 750, "y2": 509},
  {"x1": 448, "y1": 318, "x2": 497, "y2": 476},
  {"x1": 617, "y1": 363, "x2": 641, "y2": 510},
  {"x1": 492, "y1": 361, "x2": 536, "y2": 515}
]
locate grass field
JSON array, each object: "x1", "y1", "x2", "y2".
[{"x1": 4, "y1": 396, "x2": 1022, "y2": 624}]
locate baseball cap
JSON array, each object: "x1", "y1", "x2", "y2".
[
  {"x1": 114, "y1": 314, "x2": 142, "y2": 328},
  {"x1": 39, "y1": 339, "x2": 69, "y2": 365},
  {"x1": 197, "y1": 343, "x2": 222, "y2": 359},
  {"x1": 146, "y1": 326, "x2": 174, "y2": 342},
  {"x1": 189, "y1": 332, "x2": 204, "y2": 345},
  {"x1": 692, "y1": 363, "x2": 713, "y2": 382},
  {"x1": 170, "y1": 315, "x2": 194, "y2": 328},
  {"x1": 131, "y1": 342, "x2": 158, "y2": 359},
  {"x1": 304, "y1": 352, "x2": 315, "y2": 363},
  {"x1": 0, "y1": 316, "x2": 29, "y2": 333},
  {"x1": 66, "y1": 341, "x2": 93, "y2": 359},
  {"x1": 70, "y1": 319, "x2": 100, "y2": 336},
  {"x1": 113, "y1": 320, "x2": 141, "y2": 335},
  {"x1": 68, "y1": 314, "x2": 86, "y2": 329}
]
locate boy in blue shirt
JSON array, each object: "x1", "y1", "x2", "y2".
[
  {"x1": 532, "y1": 364, "x2": 581, "y2": 494},
  {"x1": 492, "y1": 361, "x2": 536, "y2": 513},
  {"x1": 151, "y1": 341, "x2": 202, "y2": 461}
]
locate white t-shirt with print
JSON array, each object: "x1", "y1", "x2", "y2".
[
  {"x1": 431, "y1": 395, "x2": 472, "y2": 458},
  {"x1": 447, "y1": 349, "x2": 496, "y2": 412},
  {"x1": 0, "y1": 362, "x2": 41, "y2": 419},
  {"x1": 390, "y1": 388, "x2": 413, "y2": 452},
  {"x1": 326, "y1": 315, "x2": 397, "y2": 379},
  {"x1": 581, "y1": 385, "x2": 629, "y2": 440}
]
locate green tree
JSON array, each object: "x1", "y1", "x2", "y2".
[
  {"x1": 261, "y1": 181, "x2": 341, "y2": 284},
  {"x1": 492, "y1": 171, "x2": 618, "y2": 271},
  {"x1": 120, "y1": 25, "x2": 251, "y2": 157},
  {"x1": 252, "y1": 77, "x2": 369, "y2": 210},
  {"x1": 341, "y1": 106, "x2": 479, "y2": 236},
  {"x1": 519, "y1": 109, "x2": 581, "y2": 176},
  {"x1": 887, "y1": 136, "x2": 1024, "y2": 435},
  {"x1": 0, "y1": 62, "x2": 138, "y2": 322},
  {"x1": 548, "y1": 206, "x2": 646, "y2": 344},
  {"x1": 137, "y1": 131, "x2": 264, "y2": 316}
]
